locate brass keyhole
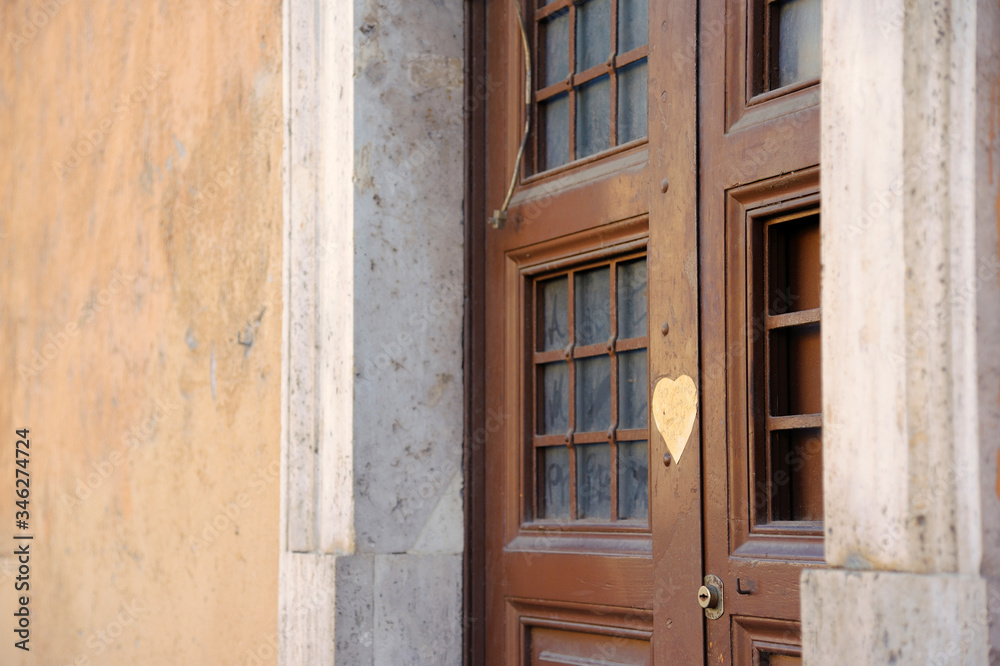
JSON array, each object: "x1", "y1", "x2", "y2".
[
  {"x1": 699, "y1": 574, "x2": 725, "y2": 620},
  {"x1": 697, "y1": 585, "x2": 718, "y2": 609}
]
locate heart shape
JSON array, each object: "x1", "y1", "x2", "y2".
[{"x1": 651, "y1": 374, "x2": 698, "y2": 465}]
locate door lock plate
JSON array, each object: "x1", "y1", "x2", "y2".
[{"x1": 698, "y1": 574, "x2": 724, "y2": 620}]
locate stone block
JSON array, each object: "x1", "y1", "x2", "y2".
[
  {"x1": 801, "y1": 569, "x2": 988, "y2": 664},
  {"x1": 373, "y1": 553, "x2": 462, "y2": 666}
]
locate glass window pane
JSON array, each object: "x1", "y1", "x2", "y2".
[
  {"x1": 576, "y1": 0, "x2": 612, "y2": 72},
  {"x1": 618, "y1": 349, "x2": 647, "y2": 429},
  {"x1": 542, "y1": 9, "x2": 570, "y2": 86},
  {"x1": 538, "y1": 276, "x2": 569, "y2": 351},
  {"x1": 540, "y1": 446, "x2": 571, "y2": 519},
  {"x1": 768, "y1": 214, "x2": 820, "y2": 314},
  {"x1": 576, "y1": 355, "x2": 611, "y2": 432},
  {"x1": 617, "y1": 0, "x2": 648, "y2": 53},
  {"x1": 576, "y1": 75, "x2": 611, "y2": 159},
  {"x1": 616, "y1": 257, "x2": 647, "y2": 339},
  {"x1": 775, "y1": 0, "x2": 821, "y2": 88},
  {"x1": 541, "y1": 92, "x2": 570, "y2": 170},
  {"x1": 769, "y1": 323, "x2": 821, "y2": 416},
  {"x1": 769, "y1": 428, "x2": 823, "y2": 522},
  {"x1": 618, "y1": 440, "x2": 648, "y2": 520},
  {"x1": 539, "y1": 361, "x2": 569, "y2": 434},
  {"x1": 576, "y1": 443, "x2": 611, "y2": 519},
  {"x1": 575, "y1": 266, "x2": 611, "y2": 345},
  {"x1": 617, "y1": 59, "x2": 647, "y2": 144}
]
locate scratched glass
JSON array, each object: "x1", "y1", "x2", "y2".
[
  {"x1": 540, "y1": 446, "x2": 571, "y2": 519},
  {"x1": 540, "y1": 361, "x2": 569, "y2": 434},
  {"x1": 575, "y1": 355, "x2": 611, "y2": 432},
  {"x1": 576, "y1": 442, "x2": 612, "y2": 519},
  {"x1": 775, "y1": 0, "x2": 821, "y2": 89},
  {"x1": 541, "y1": 92, "x2": 570, "y2": 170},
  {"x1": 538, "y1": 275, "x2": 569, "y2": 351},
  {"x1": 617, "y1": 59, "x2": 648, "y2": 144},
  {"x1": 542, "y1": 9, "x2": 570, "y2": 86},
  {"x1": 616, "y1": 257, "x2": 647, "y2": 339},
  {"x1": 618, "y1": 440, "x2": 649, "y2": 520},
  {"x1": 576, "y1": 74, "x2": 611, "y2": 159},
  {"x1": 618, "y1": 349, "x2": 648, "y2": 429},
  {"x1": 576, "y1": 0, "x2": 612, "y2": 72},
  {"x1": 617, "y1": 0, "x2": 648, "y2": 53},
  {"x1": 575, "y1": 266, "x2": 611, "y2": 345}
]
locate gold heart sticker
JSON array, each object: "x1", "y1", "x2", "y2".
[{"x1": 651, "y1": 374, "x2": 698, "y2": 465}]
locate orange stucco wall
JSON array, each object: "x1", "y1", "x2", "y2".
[{"x1": 0, "y1": 2, "x2": 282, "y2": 663}]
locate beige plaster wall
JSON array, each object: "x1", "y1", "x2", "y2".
[{"x1": 0, "y1": 1, "x2": 282, "y2": 664}]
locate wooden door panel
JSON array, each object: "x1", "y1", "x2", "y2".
[
  {"x1": 486, "y1": 159, "x2": 667, "y2": 661},
  {"x1": 512, "y1": 601, "x2": 654, "y2": 666},
  {"x1": 700, "y1": 0, "x2": 823, "y2": 660},
  {"x1": 529, "y1": 626, "x2": 651, "y2": 666},
  {"x1": 484, "y1": 0, "x2": 701, "y2": 657},
  {"x1": 503, "y1": 148, "x2": 651, "y2": 246},
  {"x1": 503, "y1": 552, "x2": 654, "y2": 609},
  {"x1": 731, "y1": 616, "x2": 803, "y2": 666},
  {"x1": 645, "y1": 0, "x2": 702, "y2": 663}
]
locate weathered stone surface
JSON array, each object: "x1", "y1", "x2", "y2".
[
  {"x1": 0, "y1": 2, "x2": 283, "y2": 664},
  {"x1": 802, "y1": 569, "x2": 987, "y2": 665},
  {"x1": 281, "y1": 553, "x2": 338, "y2": 666},
  {"x1": 280, "y1": 0, "x2": 466, "y2": 663},
  {"x1": 821, "y1": 0, "x2": 981, "y2": 575},
  {"x1": 335, "y1": 554, "x2": 375, "y2": 665},
  {"x1": 351, "y1": 0, "x2": 466, "y2": 556},
  {"x1": 373, "y1": 554, "x2": 462, "y2": 666}
]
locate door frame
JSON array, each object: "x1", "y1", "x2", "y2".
[{"x1": 463, "y1": 1, "x2": 489, "y2": 664}]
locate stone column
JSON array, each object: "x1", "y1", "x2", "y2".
[
  {"x1": 279, "y1": 0, "x2": 465, "y2": 663},
  {"x1": 801, "y1": 0, "x2": 990, "y2": 662}
]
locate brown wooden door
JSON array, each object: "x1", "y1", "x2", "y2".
[
  {"x1": 698, "y1": 0, "x2": 822, "y2": 662},
  {"x1": 477, "y1": 0, "x2": 821, "y2": 662}
]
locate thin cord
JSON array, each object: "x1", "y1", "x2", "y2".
[{"x1": 489, "y1": 1, "x2": 531, "y2": 229}]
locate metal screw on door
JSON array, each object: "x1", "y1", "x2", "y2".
[{"x1": 698, "y1": 574, "x2": 724, "y2": 620}]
